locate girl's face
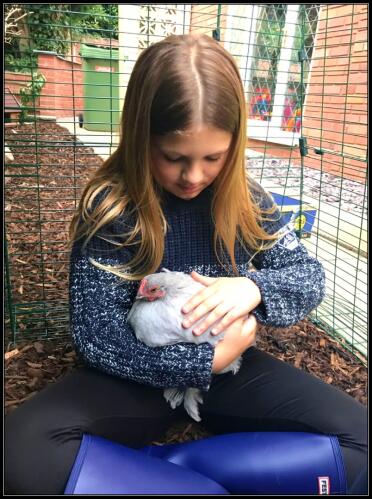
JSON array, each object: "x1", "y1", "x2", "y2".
[{"x1": 150, "y1": 124, "x2": 233, "y2": 199}]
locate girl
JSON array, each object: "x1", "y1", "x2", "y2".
[{"x1": 5, "y1": 33, "x2": 367, "y2": 495}]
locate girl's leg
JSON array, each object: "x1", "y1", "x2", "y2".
[
  {"x1": 5, "y1": 366, "x2": 184, "y2": 495},
  {"x1": 201, "y1": 347, "x2": 367, "y2": 491}
]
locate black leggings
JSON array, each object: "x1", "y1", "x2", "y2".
[{"x1": 5, "y1": 347, "x2": 367, "y2": 495}]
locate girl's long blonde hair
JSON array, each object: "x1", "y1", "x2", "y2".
[{"x1": 69, "y1": 33, "x2": 280, "y2": 281}]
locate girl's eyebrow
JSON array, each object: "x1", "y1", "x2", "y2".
[{"x1": 162, "y1": 148, "x2": 229, "y2": 157}]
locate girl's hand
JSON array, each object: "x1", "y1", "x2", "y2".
[{"x1": 181, "y1": 271, "x2": 261, "y2": 336}]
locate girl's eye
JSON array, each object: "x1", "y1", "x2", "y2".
[
  {"x1": 164, "y1": 156, "x2": 220, "y2": 163},
  {"x1": 164, "y1": 156, "x2": 181, "y2": 163}
]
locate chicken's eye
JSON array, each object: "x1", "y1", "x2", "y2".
[{"x1": 149, "y1": 287, "x2": 157, "y2": 293}]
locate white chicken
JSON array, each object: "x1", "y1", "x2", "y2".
[{"x1": 127, "y1": 268, "x2": 242, "y2": 422}]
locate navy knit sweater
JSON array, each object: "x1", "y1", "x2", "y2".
[{"x1": 69, "y1": 180, "x2": 326, "y2": 392}]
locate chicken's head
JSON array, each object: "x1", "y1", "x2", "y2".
[
  {"x1": 135, "y1": 277, "x2": 166, "y2": 302},
  {"x1": 134, "y1": 268, "x2": 194, "y2": 302}
]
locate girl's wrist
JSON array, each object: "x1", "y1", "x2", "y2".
[
  {"x1": 212, "y1": 341, "x2": 236, "y2": 373},
  {"x1": 211, "y1": 328, "x2": 246, "y2": 374},
  {"x1": 211, "y1": 314, "x2": 258, "y2": 374}
]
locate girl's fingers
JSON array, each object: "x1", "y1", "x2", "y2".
[
  {"x1": 182, "y1": 282, "x2": 216, "y2": 314},
  {"x1": 182, "y1": 294, "x2": 222, "y2": 332},
  {"x1": 192, "y1": 300, "x2": 233, "y2": 336},
  {"x1": 210, "y1": 307, "x2": 244, "y2": 336}
]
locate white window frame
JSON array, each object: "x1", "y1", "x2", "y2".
[{"x1": 225, "y1": 4, "x2": 302, "y2": 147}]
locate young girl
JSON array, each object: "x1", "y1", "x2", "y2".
[{"x1": 5, "y1": 33, "x2": 367, "y2": 495}]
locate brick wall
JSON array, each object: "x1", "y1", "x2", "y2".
[
  {"x1": 4, "y1": 72, "x2": 38, "y2": 110},
  {"x1": 245, "y1": 138, "x2": 302, "y2": 162},
  {"x1": 37, "y1": 52, "x2": 83, "y2": 118},
  {"x1": 5, "y1": 54, "x2": 83, "y2": 119},
  {"x1": 4, "y1": 37, "x2": 119, "y2": 120},
  {"x1": 302, "y1": 4, "x2": 367, "y2": 182},
  {"x1": 4, "y1": 71, "x2": 33, "y2": 95}
]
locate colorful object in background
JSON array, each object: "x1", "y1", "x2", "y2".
[
  {"x1": 250, "y1": 86, "x2": 272, "y2": 121},
  {"x1": 282, "y1": 88, "x2": 301, "y2": 132},
  {"x1": 270, "y1": 192, "x2": 317, "y2": 238}
]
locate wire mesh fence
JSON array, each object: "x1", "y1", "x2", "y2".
[{"x1": 4, "y1": 4, "x2": 367, "y2": 363}]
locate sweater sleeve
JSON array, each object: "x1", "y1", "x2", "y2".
[
  {"x1": 69, "y1": 218, "x2": 215, "y2": 392},
  {"x1": 242, "y1": 179, "x2": 326, "y2": 327}
]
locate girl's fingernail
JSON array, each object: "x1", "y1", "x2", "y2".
[
  {"x1": 211, "y1": 329, "x2": 218, "y2": 335},
  {"x1": 193, "y1": 328, "x2": 200, "y2": 335}
]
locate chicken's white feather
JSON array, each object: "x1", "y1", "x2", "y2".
[{"x1": 127, "y1": 268, "x2": 242, "y2": 421}]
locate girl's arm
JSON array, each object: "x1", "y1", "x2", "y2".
[
  {"x1": 69, "y1": 244, "x2": 215, "y2": 392},
  {"x1": 245, "y1": 235, "x2": 326, "y2": 327},
  {"x1": 244, "y1": 180, "x2": 326, "y2": 327}
]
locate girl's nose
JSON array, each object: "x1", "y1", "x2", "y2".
[{"x1": 181, "y1": 164, "x2": 204, "y2": 184}]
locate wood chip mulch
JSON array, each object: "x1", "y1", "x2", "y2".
[
  {"x1": 5, "y1": 318, "x2": 367, "y2": 444},
  {"x1": 4, "y1": 122, "x2": 367, "y2": 445}
]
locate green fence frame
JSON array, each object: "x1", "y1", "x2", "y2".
[{"x1": 4, "y1": 4, "x2": 367, "y2": 364}]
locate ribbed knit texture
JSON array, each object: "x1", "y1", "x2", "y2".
[{"x1": 69, "y1": 180, "x2": 326, "y2": 391}]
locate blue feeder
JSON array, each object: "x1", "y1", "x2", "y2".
[{"x1": 269, "y1": 192, "x2": 317, "y2": 238}]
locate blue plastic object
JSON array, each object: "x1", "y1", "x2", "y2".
[
  {"x1": 141, "y1": 432, "x2": 348, "y2": 495},
  {"x1": 64, "y1": 433, "x2": 229, "y2": 494},
  {"x1": 65, "y1": 432, "x2": 348, "y2": 495}
]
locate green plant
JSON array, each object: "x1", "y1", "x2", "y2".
[
  {"x1": 5, "y1": 5, "x2": 119, "y2": 72},
  {"x1": 18, "y1": 72, "x2": 46, "y2": 123},
  {"x1": 5, "y1": 51, "x2": 38, "y2": 73}
]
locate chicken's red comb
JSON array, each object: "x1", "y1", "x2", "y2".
[{"x1": 138, "y1": 278, "x2": 148, "y2": 296}]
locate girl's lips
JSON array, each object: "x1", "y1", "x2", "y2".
[{"x1": 179, "y1": 184, "x2": 200, "y2": 192}]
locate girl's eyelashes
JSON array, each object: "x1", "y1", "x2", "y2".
[
  {"x1": 163, "y1": 155, "x2": 221, "y2": 163},
  {"x1": 163, "y1": 156, "x2": 180, "y2": 162}
]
